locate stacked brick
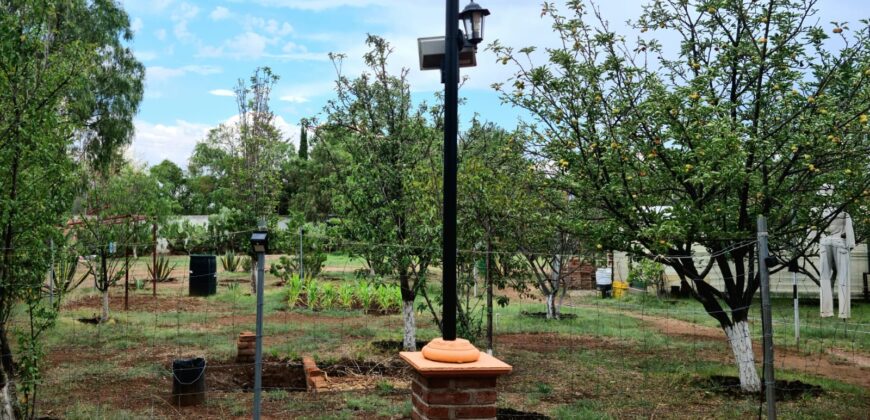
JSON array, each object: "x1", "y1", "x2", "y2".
[
  {"x1": 411, "y1": 374, "x2": 499, "y2": 420},
  {"x1": 302, "y1": 356, "x2": 328, "y2": 392},
  {"x1": 561, "y1": 258, "x2": 596, "y2": 290},
  {"x1": 236, "y1": 331, "x2": 256, "y2": 364}
]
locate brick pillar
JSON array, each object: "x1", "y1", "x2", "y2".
[
  {"x1": 401, "y1": 351, "x2": 511, "y2": 420},
  {"x1": 236, "y1": 331, "x2": 255, "y2": 364}
]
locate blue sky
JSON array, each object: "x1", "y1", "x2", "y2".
[{"x1": 124, "y1": 0, "x2": 865, "y2": 168}]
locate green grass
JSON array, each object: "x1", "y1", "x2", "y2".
[{"x1": 9, "y1": 269, "x2": 869, "y2": 419}]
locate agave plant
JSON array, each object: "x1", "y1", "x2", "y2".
[
  {"x1": 220, "y1": 251, "x2": 241, "y2": 272},
  {"x1": 338, "y1": 283, "x2": 355, "y2": 310},
  {"x1": 287, "y1": 273, "x2": 304, "y2": 308},
  {"x1": 147, "y1": 255, "x2": 176, "y2": 282}
]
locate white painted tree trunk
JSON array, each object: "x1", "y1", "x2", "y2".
[
  {"x1": 724, "y1": 320, "x2": 761, "y2": 392},
  {"x1": 402, "y1": 300, "x2": 416, "y2": 351},
  {"x1": 0, "y1": 376, "x2": 14, "y2": 420},
  {"x1": 545, "y1": 293, "x2": 558, "y2": 319},
  {"x1": 133, "y1": 247, "x2": 138, "y2": 259},
  {"x1": 250, "y1": 260, "x2": 257, "y2": 295},
  {"x1": 100, "y1": 289, "x2": 110, "y2": 323}
]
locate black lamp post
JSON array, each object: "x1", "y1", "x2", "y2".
[{"x1": 442, "y1": 0, "x2": 489, "y2": 342}]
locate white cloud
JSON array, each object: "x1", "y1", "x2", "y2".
[
  {"x1": 130, "y1": 17, "x2": 144, "y2": 33},
  {"x1": 135, "y1": 50, "x2": 158, "y2": 61},
  {"x1": 147, "y1": 65, "x2": 222, "y2": 83},
  {"x1": 155, "y1": 28, "x2": 167, "y2": 41},
  {"x1": 252, "y1": 0, "x2": 393, "y2": 11},
  {"x1": 209, "y1": 6, "x2": 231, "y2": 21},
  {"x1": 279, "y1": 95, "x2": 309, "y2": 103},
  {"x1": 171, "y1": 2, "x2": 200, "y2": 42},
  {"x1": 198, "y1": 32, "x2": 270, "y2": 59},
  {"x1": 132, "y1": 119, "x2": 212, "y2": 167},
  {"x1": 209, "y1": 89, "x2": 236, "y2": 97},
  {"x1": 278, "y1": 80, "x2": 335, "y2": 102},
  {"x1": 281, "y1": 41, "x2": 307, "y2": 53},
  {"x1": 134, "y1": 114, "x2": 301, "y2": 166},
  {"x1": 121, "y1": 0, "x2": 174, "y2": 14}
]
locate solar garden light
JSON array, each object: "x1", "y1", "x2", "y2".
[
  {"x1": 416, "y1": 0, "x2": 490, "y2": 363},
  {"x1": 249, "y1": 230, "x2": 267, "y2": 419}
]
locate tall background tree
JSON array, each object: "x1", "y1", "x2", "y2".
[
  {"x1": 188, "y1": 67, "x2": 291, "y2": 290},
  {"x1": 0, "y1": 0, "x2": 143, "y2": 416},
  {"x1": 318, "y1": 36, "x2": 442, "y2": 351},
  {"x1": 491, "y1": 0, "x2": 870, "y2": 391}
]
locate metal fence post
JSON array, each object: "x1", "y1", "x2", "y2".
[
  {"x1": 253, "y1": 249, "x2": 265, "y2": 420},
  {"x1": 757, "y1": 215, "x2": 776, "y2": 420}
]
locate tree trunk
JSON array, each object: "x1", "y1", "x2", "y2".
[
  {"x1": 250, "y1": 259, "x2": 257, "y2": 295},
  {"x1": 0, "y1": 324, "x2": 16, "y2": 419},
  {"x1": 402, "y1": 300, "x2": 416, "y2": 351},
  {"x1": 133, "y1": 247, "x2": 138, "y2": 259},
  {"x1": 545, "y1": 293, "x2": 558, "y2": 320},
  {"x1": 0, "y1": 375, "x2": 14, "y2": 420},
  {"x1": 724, "y1": 320, "x2": 761, "y2": 392},
  {"x1": 100, "y1": 289, "x2": 110, "y2": 323}
]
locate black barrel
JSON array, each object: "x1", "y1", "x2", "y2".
[
  {"x1": 189, "y1": 255, "x2": 217, "y2": 296},
  {"x1": 172, "y1": 357, "x2": 206, "y2": 406}
]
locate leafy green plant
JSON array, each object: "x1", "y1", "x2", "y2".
[
  {"x1": 240, "y1": 255, "x2": 252, "y2": 272},
  {"x1": 338, "y1": 283, "x2": 355, "y2": 310},
  {"x1": 221, "y1": 251, "x2": 241, "y2": 272},
  {"x1": 628, "y1": 259, "x2": 665, "y2": 296},
  {"x1": 146, "y1": 255, "x2": 176, "y2": 282},
  {"x1": 374, "y1": 284, "x2": 401, "y2": 313},
  {"x1": 286, "y1": 274, "x2": 304, "y2": 308},
  {"x1": 319, "y1": 283, "x2": 337, "y2": 309},
  {"x1": 355, "y1": 282, "x2": 375, "y2": 313},
  {"x1": 305, "y1": 278, "x2": 319, "y2": 310}
]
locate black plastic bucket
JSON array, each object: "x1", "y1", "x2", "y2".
[{"x1": 172, "y1": 357, "x2": 206, "y2": 406}]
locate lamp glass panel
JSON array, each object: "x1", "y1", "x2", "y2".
[
  {"x1": 462, "y1": 15, "x2": 473, "y2": 39},
  {"x1": 472, "y1": 12, "x2": 483, "y2": 40}
]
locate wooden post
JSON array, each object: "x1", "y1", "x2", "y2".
[{"x1": 152, "y1": 220, "x2": 157, "y2": 297}]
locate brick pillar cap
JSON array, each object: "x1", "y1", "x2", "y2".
[{"x1": 400, "y1": 351, "x2": 512, "y2": 377}]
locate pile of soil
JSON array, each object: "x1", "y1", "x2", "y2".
[
  {"x1": 497, "y1": 408, "x2": 550, "y2": 419},
  {"x1": 520, "y1": 311, "x2": 578, "y2": 320},
  {"x1": 697, "y1": 375, "x2": 823, "y2": 401}
]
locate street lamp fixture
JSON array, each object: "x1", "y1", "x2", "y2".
[
  {"x1": 250, "y1": 231, "x2": 268, "y2": 254},
  {"x1": 416, "y1": 0, "x2": 490, "y2": 363},
  {"x1": 459, "y1": 1, "x2": 490, "y2": 46}
]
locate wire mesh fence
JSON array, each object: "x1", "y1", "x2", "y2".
[{"x1": 3, "y1": 231, "x2": 869, "y2": 419}]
